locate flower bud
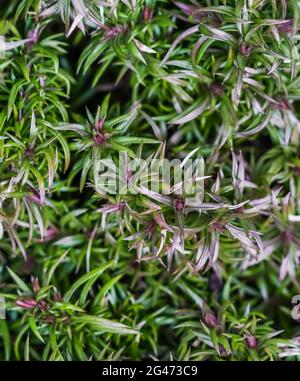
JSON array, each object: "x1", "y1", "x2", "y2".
[
  {"x1": 281, "y1": 229, "x2": 293, "y2": 244},
  {"x1": 44, "y1": 315, "x2": 55, "y2": 324},
  {"x1": 25, "y1": 28, "x2": 39, "y2": 52},
  {"x1": 41, "y1": 227, "x2": 59, "y2": 242},
  {"x1": 202, "y1": 311, "x2": 218, "y2": 328},
  {"x1": 103, "y1": 25, "x2": 126, "y2": 41},
  {"x1": 209, "y1": 273, "x2": 223, "y2": 293},
  {"x1": 210, "y1": 82, "x2": 224, "y2": 97},
  {"x1": 174, "y1": 197, "x2": 185, "y2": 211},
  {"x1": 219, "y1": 345, "x2": 229, "y2": 357},
  {"x1": 37, "y1": 300, "x2": 49, "y2": 311},
  {"x1": 28, "y1": 28, "x2": 39, "y2": 44},
  {"x1": 143, "y1": 7, "x2": 154, "y2": 21},
  {"x1": 93, "y1": 133, "x2": 106, "y2": 145},
  {"x1": 31, "y1": 276, "x2": 40, "y2": 293},
  {"x1": 245, "y1": 334, "x2": 257, "y2": 349},
  {"x1": 53, "y1": 292, "x2": 62, "y2": 302},
  {"x1": 272, "y1": 96, "x2": 291, "y2": 111},
  {"x1": 240, "y1": 43, "x2": 252, "y2": 56},
  {"x1": 16, "y1": 298, "x2": 37, "y2": 309},
  {"x1": 293, "y1": 166, "x2": 300, "y2": 176}
]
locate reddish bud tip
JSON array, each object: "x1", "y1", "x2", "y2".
[
  {"x1": 293, "y1": 166, "x2": 300, "y2": 176},
  {"x1": 44, "y1": 315, "x2": 55, "y2": 324},
  {"x1": 16, "y1": 298, "x2": 37, "y2": 309},
  {"x1": 26, "y1": 28, "x2": 39, "y2": 50},
  {"x1": 103, "y1": 25, "x2": 126, "y2": 40},
  {"x1": 212, "y1": 221, "x2": 225, "y2": 233},
  {"x1": 37, "y1": 300, "x2": 49, "y2": 311},
  {"x1": 209, "y1": 273, "x2": 223, "y2": 293},
  {"x1": 210, "y1": 82, "x2": 224, "y2": 97},
  {"x1": 24, "y1": 146, "x2": 35, "y2": 158},
  {"x1": 53, "y1": 292, "x2": 62, "y2": 302},
  {"x1": 240, "y1": 42, "x2": 252, "y2": 56},
  {"x1": 31, "y1": 277, "x2": 40, "y2": 293},
  {"x1": 280, "y1": 229, "x2": 293, "y2": 244},
  {"x1": 40, "y1": 227, "x2": 59, "y2": 243},
  {"x1": 219, "y1": 345, "x2": 230, "y2": 357},
  {"x1": 174, "y1": 197, "x2": 185, "y2": 211},
  {"x1": 245, "y1": 334, "x2": 257, "y2": 349},
  {"x1": 202, "y1": 311, "x2": 218, "y2": 328},
  {"x1": 272, "y1": 96, "x2": 292, "y2": 110},
  {"x1": 143, "y1": 7, "x2": 154, "y2": 21},
  {"x1": 93, "y1": 133, "x2": 106, "y2": 145}
]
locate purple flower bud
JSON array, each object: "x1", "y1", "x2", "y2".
[
  {"x1": 93, "y1": 133, "x2": 106, "y2": 145},
  {"x1": 24, "y1": 145, "x2": 35, "y2": 158},
  {"x1": 37, "y1": 300, "x2": 49, "y2": 311},
  {"x1": 209, "y1": 273, "x2": 223, "y2": 293},
  {"x1": 235, "y1": 206, "x2": 245, "y2": 214},
  {"x1": 27, "y1": 28, "x2": 39, "y2": 44},
  {"x1": 143, "y1": 7, "x2": 154, "y2": 21},
  {"x1": 202, "y1": 311, "x2": 218, "y2": 328},
  {"x1": 293, "y1": 166, "x2": 300, "y2": 176},
  {"x1": 27, "y1": 192, "x2": 43, "y2": 206},
  {"x1": 31, "y1": 277, "x2": 40, "y2": 293},
  {"x1": 25, "y1": 28, "x2": 39, "y2": 52},
  {"x1": 39, "y1": 227, "x2": 59, "y2": 243},
  {"x1": 272, "y1": 96, "x2": 292, "y2": 111},
  {"x1": 280, "y1": 229, "x2": 293, "y2": 244},
  {"x1": 103, "y1": 25, "x2": 126, "y2": 41},
  {"x1": 53, "y1": 292, "x2": 62, "y2": 302},
  {"x1": 44, "y1": 315, "x2": 55, "y2": 324},
  {"x1": 210, "y1": 82, "x2": 224, "y2": 97},
  {"x1": 245, "y1": 334, "x2": 257, "y2": 349},
  {"x1": 21, "y1": 255, "x2": 36, "y2": 274},
  {"x1": 16, "y1": 298, "x2": 37, "y2": 309},
  {"x1": 279, "y1": 98, "x2": 291, "y2": 110},
  {"x1": 174, "y1": 197, "x2": 185, "y2": 211},
  {"x1": 240, "y1": 42, "x2": 252, "y2": 56},
  {"x1": 219, "y1": 345, "x2": 229, "y2": 357},
  {"x1": 212, "y1": 221, "x2": 225, "y2": 233}
]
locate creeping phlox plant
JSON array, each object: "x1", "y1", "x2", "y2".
[{"x1": 0, "y1": 0, "x2": 300, "y2": 361}]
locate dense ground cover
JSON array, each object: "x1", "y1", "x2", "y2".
[{"x1": 0, "y1": 0, "x2": 300, "y2": 361}]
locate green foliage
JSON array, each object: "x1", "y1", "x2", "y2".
[{"x1": 0, "y1": 0, "x2": 300, "y2": 361}]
